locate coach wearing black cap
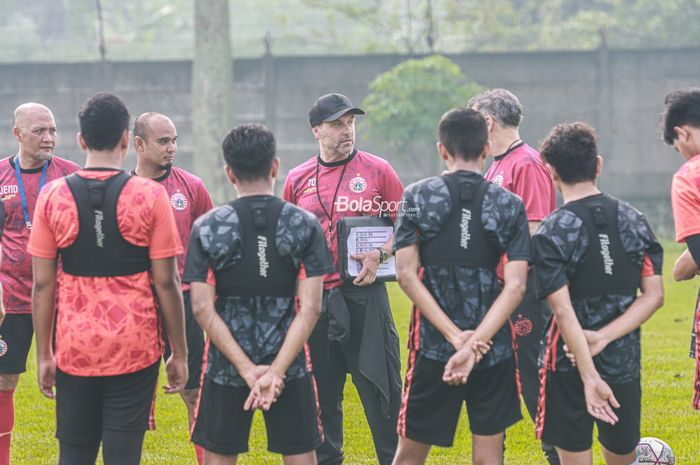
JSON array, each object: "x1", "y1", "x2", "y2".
[{"x1": 283, "y1": 93, "x2": 404, "y2": 465}]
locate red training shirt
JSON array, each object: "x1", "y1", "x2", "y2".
[
  {"x1": 0, "y1": 155, "x2": 80, "y2": 314},
  {"x1": 283, "y1": 149, "x2": 404, "y2": 289},
  {"x1": 484, "y1": 143, "x2": 556, "y2": 221},
  {"x1": 132, "y1": 165, "x2": 213, "y2": 290},
  {"x1": 671, "y1": 154, "x2": 700, "y2": 243},
  {"x1": 27, "y1": 170, "x2": 183, "y2": 376}
]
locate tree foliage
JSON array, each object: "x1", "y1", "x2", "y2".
[
  {"x1": 360, "y1": 55, "x2": 483, "y2": 172},
  {"x1": 0, "y1": 0, "x2": 699, "y2": 62}
]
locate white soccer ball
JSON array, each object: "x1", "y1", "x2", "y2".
[{"x1": 636, "y1": 437, "x2": 676, "y2": 465}]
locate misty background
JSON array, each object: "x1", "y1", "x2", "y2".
[{"x1": 0, "y1": 0, "x2": 698, "y2": 233}]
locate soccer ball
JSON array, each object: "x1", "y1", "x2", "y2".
[{"x1": 636, "y1": 437, "x2": 675, "y2": 465}]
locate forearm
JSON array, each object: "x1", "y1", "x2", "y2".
[
  {"x1": 31, "y1": 258, "x2": 58, "y2": 360},
  {"x1": 469, "y1": 260, "x2": 527, "y2": 344},
  {"x1": 673, "y1": 249, "x2": 698, "y2": 281},
  {"x1": 203, "y1": 309, "x2": 256, "y2": 374},
  {"x1": 472, "y1": 281, "x2": 525, "y2": 344},
  {"x1": 381, "y1": 236, "x2": 394, "y2": 256},
  {"x1": 269, "y1": 277, "x2": 323, "y2": 377},
  {"x1": 397, "y1": 245, "x2": 464, "y2": 345},
  {"x1": 398, "y1": 269, "x2": 462, "y2": 346},
  {"x1": 597, "y1": 275, "x2": 664, "y2": 344},
  {"x1": 549, "y1": 296, "x2": 599, "y2": 381},
  {"x1": 190, "y1": 283, "x2": 255, "y2": 376},
  {"x1": 154, "y1": 276, "x2": 188, "y2": 358}
]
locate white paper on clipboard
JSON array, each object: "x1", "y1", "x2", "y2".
[{"x1": 346, "y1": 225, "x2": 396, "y2": 278}]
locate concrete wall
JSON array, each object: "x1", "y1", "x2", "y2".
[{"x1": 0, "y1": 48, "x2": 696, "y2": 233}]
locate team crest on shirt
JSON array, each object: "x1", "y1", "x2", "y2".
[
  {"x1": 349, "y1": 176, "x2": 367, "y2": 193},
  {"x1": 0, "y1": 337, "x2": 7, "y2": 357},
  {"x1": 513, "y1": 314, "x2": 533, "y2": 337},
  {"x1": 170, "y1": 192, "x2": 188, "y2": 211},
  {"x1": 491, "y1": 174, "x2": 505, "y2": 187}
]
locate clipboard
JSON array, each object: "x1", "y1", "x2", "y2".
[{"x1": 336, "y1": 216, "x2": 396, "y2": 282}]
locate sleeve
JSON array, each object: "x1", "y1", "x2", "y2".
[
  {"x1": 618, "y1": 201, "x2": 663, "y2": 276},
  {"x1": 504, "y1": 201, "x2": 531, "y2": 262},
  {"x1": 392, "y1": 187, "x2": 421, "y2": 252},
  {"x1": 510, "y1": 161, "x2": 555, "y2": 221},
  {"x1": 194, "y1": 181, "x2": 214, "y2": 217},
  {"x1": 532, "y1": 223, "x2": 571, "y2": 298},
  {"x1": 182, "y1": 223, "x2": 211, "y2": 284},
  {"x1": 27, "y1": 190, "x2": 59, "y2": 259},
  {"x1": 283, "y1": 174, "x2": 297, "y2": 204},
  {"x1": 485, "y1": 188, "x2": 531, "y2": 261},
  {"x1": 671, "y1": 172, "x2": 700, "y2": 242},
  {"x1": 148, "y1": 188, "x2": 184, "y2": 259},
  {"x1": 394, "y1": 177, "x2": 453, "y2": 253},
  {"x1": 686, "y1": 234, "x2": 700, "y2": 269},
  {"x1": 641, "y1": 254, "x2": 655, "y2": 277},
  {"x1": 301, "y1": 217, "x2": 335, "y2": 277},
  {"x1": 642, "y1": 222, "x2": 663, "y2": 276},
  {"x1": 380, "y1": 161, "x2": 404, "y2": 220}
]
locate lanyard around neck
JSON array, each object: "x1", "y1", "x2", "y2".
[
  {"x1": 14, "y1": 155, "x2": 48, "y2": 229},
  {"x1": 315, "y1": 157, "x2": 349, "y2": 235}
]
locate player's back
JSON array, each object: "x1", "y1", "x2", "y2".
[
  {"x1": 184, "y1": 195, "x2": 333, "y2": 386},
  {"x1": 395, "y1": 170, "x2": 530, "y2": 367}
]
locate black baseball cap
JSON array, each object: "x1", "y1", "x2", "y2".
[{"x1": 309, "y1": 93, "x2": 365, "y2": 127}]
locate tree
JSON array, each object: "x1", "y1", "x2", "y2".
[
  {"x1": 360, "y1": 54, "x2": 483, "y2": 175},
  {"x1": 2, "y1": 0, "x2": 700, "y2": 61},
  {"x1": 192, "y1": 0, "x2": 234, "y2": 203}
]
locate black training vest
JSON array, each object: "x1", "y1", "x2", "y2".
[
  {"x1": 60, "y1": 171, "x2": 150, "y2": 277},
  {"x1": 420, "y1": 173, "x2": 501, "y2": 269},
  {"x1": 215, "y1": 196, "x2": 297, "y2": 298},
  {"x1": 564, "y1": 194, "x2": 641, "y2": 299}
]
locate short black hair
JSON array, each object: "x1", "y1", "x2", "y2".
[
  {"x1": 438, "y1": 108, "x2": 488, "y2": 161},
  {"x1": 222, "y1": 123, "x2": 276, "y2": 182},
  {"x1": 78, "y1": 92, "x2": 130, "y2": 151},
  {"x1": 540, "y1": 122, "x2": 598, "y2": 184},
  {"x1": 661, "y1": 88, "x2": 700, "y2": 145}
]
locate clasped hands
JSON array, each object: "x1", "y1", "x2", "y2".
[
  {"x1": 242, "y1": 365, "x2": 286, "y2": 412},
  {"x1": 561, "y1": 329, "x2": 610, "y2": 367},
  {"x1": 442, "y1": 330, "x2": 493, "y2": 386}
]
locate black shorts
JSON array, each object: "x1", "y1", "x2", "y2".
[
  {"x1": 0, "y1": 314, "x2": 33, "y2": 374},
  {"x1": 164, "y1": 290, "x2": 205, "y2": 390},
  {"x1": 398, "y1": 353, "x2": 521, "y2": 447},
  {"x1": 192, "y1": 374, "x2": 323, "y2": 456},
  {"x1": 540, "y1": 370, "x2": 640, "y2": 455},
  {"x1": 55, "y1": 361, "x2": 160, "y2": 445}
]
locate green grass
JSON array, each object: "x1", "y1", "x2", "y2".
[{"x1": 12, "y1": 241, "x2": 700, "y2": 464}]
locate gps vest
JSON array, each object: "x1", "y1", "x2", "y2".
[
  {"x1": 564, "y1": 194, "x2": 641, "y2": 300},
  {"x1": 60, "y1": 171, "x2": 150, "y2": 277},
  {"x1": 215, "y1": 196, "x2": 297, "y2": 298},
  {"x1": 420, "y1": 173, "x2": 500, "y2": 269}
]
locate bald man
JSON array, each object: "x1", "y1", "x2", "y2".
[
  {"x1": 132, "y1": 112, "x2": 212, "y2": 464},
  {"x1": 0, "y1": 103, "x2": 79, "y2": 465}
]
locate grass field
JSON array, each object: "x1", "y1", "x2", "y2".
[{"x1": 11, "y1": 241, "x2": 700, "y2": 464}]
